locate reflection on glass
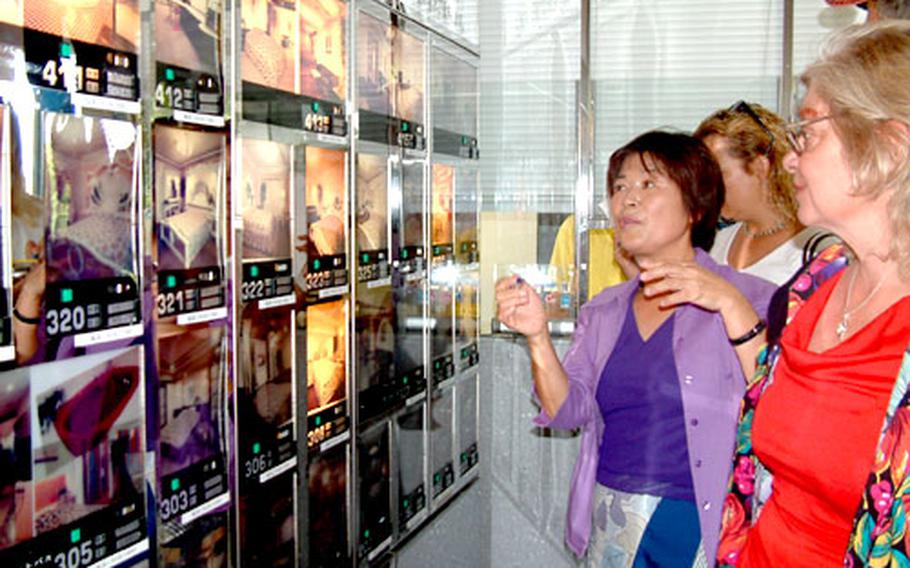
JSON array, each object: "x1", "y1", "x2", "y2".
[
  {"x1": 154, "y1": 0, "x2": 221, "y2": 75},
  {"x1": 429, "y1": 278, "x2": 452, "y2": 360},
  {"x1": 306, "y1": 146, "x2": 345, "y2": 258},
  {"x1": 0, "y1": 1, "x2": 22, "y2": 26},
  {"x1": 392, "y1": 27, "x2": 424, "y2": 124},
  {"x1": 431, "y1": 49, "x2": 477, "y2": 137},
  {"x1": 239, "y1": 473, "x2": 295, "y2": 567},
  {"x1": 394, "y1": 279, "x2": 423, "y2": 376},
  {"x1": 241, "y1": 0, "x2": 299, "y2": 93},
  {"x1": 456, "y1": 278, "x2": 477, "y2": 349},
  {"x1": 356, "y1": 11, "x2": 391, "y2": 115},
  {"x1": 31, "y1": 348, "x2": 144, "y2": 536},
  {"x1": 238, "y1": 307, "x2": 293, "y2": 429},
  {"x1": 358, "y1": 426, "x2": 390, "y2": 552},
  {"x1": 431, "y1": 389, "x2": 453, "y2": 481},
  {"x1": 355, "y1": 285, "x2": 394, "y2": 396},
  {"x1": 154, "y1": 124, "x2": 224, "y2": 272},
  {"x1": 25, "y1": 0, "x2": 140, "y2": 51},
  {"x1": 455, "y1": 168, "x2": 478, "y2": 253},
  {"x1": 157, "y1": 325, "x2": 225, "y2": 478},
  {"x1": 431, "y1": 164, "x2": 453, "y2": 246},
  {"x1": 307, "y1": 300, "x2": 346, "y2": 414},
  {"x1": 396, "y1": 404, "x2": 424, "y2": 515},
  {"x1": 355, "y1": 153, "x2": 388, "y2": 253},
  {"x1": 300, "y1": 0, "x2": 346, "y2": 103},
  {"x1": 45, "y1": 113, "x2": 138, "y2": 281},
  {"x1": 308, "y1": 445, "x2": 348, "y2": 568},
  {"x1": 241, "y1": 138, "x2": 291, "y2": 259},
  {"x1": 458, "y1": 378, "x2": 477, "y2": 452},
  {"x1": 401, "y1": 160, "x2": 424, "y2": 251},
  {"x1": 161, "y1": 513, "x2": 228, "y2": 568},
  {"x1": 0, "y1": 369, "x2": 31, "y2": 550}
]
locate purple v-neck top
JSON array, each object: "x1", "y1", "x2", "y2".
[
  {"x1": 532, "y1": 249, "x2": 775, "y2": 559},
  {"x1": 595, "y1": 297, "x2": 694, "y2": 500}
]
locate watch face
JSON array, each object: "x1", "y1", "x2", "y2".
[
  {"x1": 25, "y1": 0, "x2": 140, "y2": 51},
  {"x1": 299, "y1": 0, "x2": 346, "y2": 104}
]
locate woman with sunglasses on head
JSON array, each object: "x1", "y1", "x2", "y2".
[
  {"x1": 496, "y1": 131, "x2": 775, "y2": 566},
  {"x1": 695, "y1": 102, "x2": 832, "y2": 286},
  {"x1": 714, "y1": 21, "x2": 910, "y2": 566}
]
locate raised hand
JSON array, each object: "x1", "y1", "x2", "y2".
[
  {"x1": 639, "y1": 259, "x2": 740, "y2": 313},
  {"x1": 495, "y1": 275, "x2": 548, "y2": 339}
]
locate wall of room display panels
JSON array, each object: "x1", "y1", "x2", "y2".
[{"x1": 0, "y1": 0, "x2": 479, "y2": 567}]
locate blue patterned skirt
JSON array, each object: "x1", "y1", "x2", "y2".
[{"x1": 586, "y1": 484, "x2": 707, "y2": 568}]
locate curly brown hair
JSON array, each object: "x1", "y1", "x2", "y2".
[{"x1": 694, "y1": 102, "x2": 798, "y2": 223}]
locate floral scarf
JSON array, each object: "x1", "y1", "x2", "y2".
[{"x1": 717, "y1": 243, "x2": 861, "y2": 565}]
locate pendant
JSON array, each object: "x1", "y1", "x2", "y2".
[{"x1": 836, "y1": 315, "x2": 849, "y2": 341}]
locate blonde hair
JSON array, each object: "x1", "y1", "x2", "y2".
[
  {"x1": 694, "y1": 103, "x2": 798, "y2": 222},
  {"x1": 802, "y1": 20, "x2": 910, "y2": 274}
]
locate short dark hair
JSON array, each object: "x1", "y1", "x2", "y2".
[{"x1": 606, "y1": 130, "x2": 724, "y2": 251}]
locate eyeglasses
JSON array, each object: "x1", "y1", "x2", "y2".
[
  {"x1": 784, "y1": 116, "x2": 832, "y2": 155},
  {"x1": 729, "y1": 101, "x2": 775, "y2": 154}
]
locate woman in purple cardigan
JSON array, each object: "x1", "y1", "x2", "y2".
[{"x1": 496, "y1": 131, "x2": 775, "y2": 566}]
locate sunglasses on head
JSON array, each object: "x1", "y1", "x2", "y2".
[{"x1": 728, "y1": 100, "x2": 776, "y2": 155}]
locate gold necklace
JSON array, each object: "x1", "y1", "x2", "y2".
[{"x1": 836, "y1": 266, "x2": 888, "y2": 342}]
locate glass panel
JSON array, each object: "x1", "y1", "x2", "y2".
[
  {"x1": 25, "y1": 0, "x2": 140, "y2": 50},
  {"x1": 431, "y1": 48, "x2": 477, "y2": 138},
  {"x1": 240, "y1": 0, "x2": 300, "y2": 93},
  {"x1": 307, "y1": 299, "x2": 346, "y2": 416},
  {"x1": 358, "y1": 425, "x2": 391, "y2": 558},
  {"x1": 430, "y1": 388, "x2": 453, "y2": 497},
  {"x1": 457, "y1": 376, "x2": 477, "y2": 474},
  {"x1": 355, "y1": 284, "x2": 394, "y2": 421},
  {"x1": 392, "y1": 27, "x2": 425, "y2": 124},
  {"x1": 356, "y1": 10, "x2": 392, "y2": 115},
  {"x1": 300, "y1": 0, "x2": 347, "y2": 103},
  {"x1": 154, "y1": 0, "x2": 221, "y2": 76},
  {"x1": 308, "y1": 444, "x2": 349, "y2": 567},
  {"x1": 396, "y1": 404, "x2": 426, "y2": 527},
  {"x1": 306, "y1": 146, "x2": 347, "y2": 259}
]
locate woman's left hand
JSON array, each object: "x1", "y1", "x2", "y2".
[
  {"x1": 639, "y1": 258, "x2": 765, "y2": 380},
  {"x1": 638, "y1": 259, "x2": 739, "y2": 313}
]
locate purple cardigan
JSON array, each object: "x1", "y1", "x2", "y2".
[{"x1": 534, "y1": 249, "x2": 774, "y2": 559}]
